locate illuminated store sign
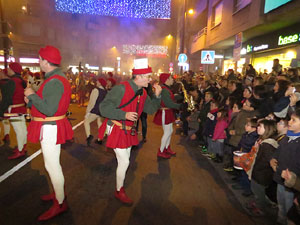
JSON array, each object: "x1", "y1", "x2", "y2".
[
  {"x1": 278, "y1": 34, "x2": 300, "y2": 46},
  {"x1": 246, "y1": 44, "x2": 269, "y2": 53},
  {"x1": 264, "y1": 0, "x2": 292, "y2": 13}
]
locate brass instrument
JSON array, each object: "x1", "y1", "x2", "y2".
[{"x1": 178, "y1": 81, "x2": 195, "y2": 112}]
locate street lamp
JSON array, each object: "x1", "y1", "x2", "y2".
[{"x1": 179, "y1": 0, "x2": 194, "y2": 74}]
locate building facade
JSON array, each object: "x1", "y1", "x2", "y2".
[{"x1": 185, "y1": 0, "x2": 300, "y2": 74}]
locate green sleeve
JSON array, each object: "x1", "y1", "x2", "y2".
[
  {"x1": 99, "y1": 84, "x2": 126, "y2": 120},
  {"x1": 27, "y1": 79, "x2": 64, "y2": 116},
  {"x1": 161, "y1": 89, "x2": 180, "y2": 110},
  {"x1": 0, "y1": 80, "x2": 14, "y2": 116},
  {"x1": 143, "y1": 95, "x2": 161, "y2": 114}
]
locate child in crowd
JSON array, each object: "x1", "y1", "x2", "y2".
[
  {"x1": 232, "y1": 118, "x2": 259, "y2": 196},
  {"x1": 247, "y1": 119, "x2": 278, "y2": 216},
  {"x1": 197, "y1": 91, "x2": 213, "y2": 152},
  {"x1": 187, "y1": 104, "x2": 200, "y2": 140},
  {"x1": 211, "y1": 108, "x2": 229, "y2": 163},
  {"x1": 276, "y1": 117, "x2": 289, "y2": 142},
  {"x1": 223, "y1": 101, "x2": 243, "y2": 171},
  {"x1": 270, "y1": 108, "x2": 300, "y2": 225},
  {"x1": 202, "y1": 100, "x2": 219, "y2": 159}
]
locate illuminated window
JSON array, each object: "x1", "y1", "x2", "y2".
[
  {"x1": 233, "y1": 0, "x2": 251, "y2": 12},
  {"x1": 212, "y1": 1, "x2": 223, "y2": 27}
]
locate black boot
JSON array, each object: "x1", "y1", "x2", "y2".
[
  {"x1": 94, "y1": 139, "x2": 102, "y2": 145},
  {"x1": 86, "y1": 135, "x2": 93, "y2": 146}
]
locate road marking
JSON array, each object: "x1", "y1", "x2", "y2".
[{"x1": 0, "y1": 120, "x2": 84, "y2": 183}]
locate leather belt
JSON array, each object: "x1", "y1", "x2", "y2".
[
  {"x1": 32, "y1": 115, "x2": 66, "y2": 122},
  {"x1": 9, "y1": 103, "x2": 25, "y2": 108},
  {"x1": 111, "y1": 120, "x2": 132, "y2": 130},
  {"x1": 161, "y1": 107, "x2": 170, "y2": 110}
]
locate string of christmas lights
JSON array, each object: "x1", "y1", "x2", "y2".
[
  {"x1": 123, "y1": 45, "x2": 168, "y2": 56},
  {"x1": 55, "y1": 0, "x2": 171, "y2": 19}
]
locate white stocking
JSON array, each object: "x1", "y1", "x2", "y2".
[
  {"x1": 41, "y1": 125, "x2": 65, "y2": 204},
  {"x1": 10, "y1": 116, "x2": 27, "y2": 151},
  {"x1": 3, "y1": 119, "x2": 10, "y2": 135},
  {"x1": 114, "y1": 147, "x2": 131, "y2": 191},
  {"x1": 160, "y1": 110, "x2": 173, "y2": 152}
]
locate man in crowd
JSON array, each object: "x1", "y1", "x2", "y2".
[
  {"x1": 98, "y1": 64, "x2": 162, "y2": 205},
  {"x1": 25, "y1": 45, "x2": 73, "y2": 221},
  {"x1": 0, "y1": 63, "x2": 27, "y2": 159}
]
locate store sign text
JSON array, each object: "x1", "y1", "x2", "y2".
[
  {"x1": 246, "y1": 44, "x2": 269, "y2": 53},
  {"x1": 278, "y1": 34, "x2": 300, "y2": 46}
]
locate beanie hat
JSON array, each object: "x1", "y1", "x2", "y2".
[
  {"x1": 159, "y1": 73, "x2": 171, "y2": 84},
  {"x1": 132, "y1": 67, "x2": 152, "y2": 75},
  {"x1": 108, "y1": 78, "x2": 116, "y2": 86},
  {"x1": 245, "y1": 85, "x2": 252, "y2": 93},
  {"x1": 98, "y1": 78, "x2": 107, "y2": 88},
  {"x1": 39, "y1": 45, "x2": 62, "y2": 65},
  {"x1": 9, "y1": 62, "x2": 23, "y2": 74}
]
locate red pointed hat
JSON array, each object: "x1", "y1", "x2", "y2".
[
  {"x1": 159, "y1": 73, "x2": 171, "y2": 84},
  {"x1": 98, "y1": 78, "x2": 107, "y2": 87},
  {"x1": 132, "y1": 66, "x2": 152, "y2": 75},
  {"x1": 39, "y1": 45, "x2": 62, "y2": 65},
  {"x1": 9, "y1": 62, "x2": 23, "y2": 74}
]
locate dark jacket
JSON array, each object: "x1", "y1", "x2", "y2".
[
  {"x1": 237, "y1": 131, "x2": 259, "y2": 153},
  {"x1": 252, "y1": 139, "x2": 278, "y2": 187},
  {"x1": 273, "y1": 136, "x2": 300, "y2": 190},
  {"x1": 203, "y1": 108, "x2": 218, "y2": 137}
]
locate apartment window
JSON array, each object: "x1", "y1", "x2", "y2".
[
  {"x1": 212, "y1": 1, "x2": 223, "y2": 27},
  {"x1": 22, "y1": 23, "x2": 41, "y2": 36},
  {"x1": 234, "y1": 0, "x2": 251, "y2": 12}
]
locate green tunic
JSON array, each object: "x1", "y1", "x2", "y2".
[{"x1": 100, "y1": 79, "x2": 161, "y2": 124}]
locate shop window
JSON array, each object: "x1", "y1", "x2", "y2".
[
  {"x1": 233, "y1": 0, "x2": 251, "y2": 13},
  {"x1": 211, "y1": 1, "x2": 223, "y2": 28}
]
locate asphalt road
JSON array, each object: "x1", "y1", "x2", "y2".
[{"x1": 0, "y1": 104, "x2": 275, "y2": 225}]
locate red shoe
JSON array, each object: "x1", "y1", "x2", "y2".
[
  {"x1": 157, "y1": 148, "x2": 171, "y2": 159},
  {"x1": 41, "y1": 193, "x2": 55, "y2": 201},
  {"x1": 38, "y1": 198, "x2": 68, "y2": 221},
  {"x1": 165, "y1": 146, "x2": 176, "y2": 156},
  {"x1": 13, "y1": 144, "x2": 27, "y2": 153},
  {"x1": 115, "y1": 187, "x2": 133, "y2": 205},
  {"x1": 3, "y1": 134, "x2": 9, "y2": 143},
  {"x1": 8, "y1": 149, "x2": 26, "y2": 160}
]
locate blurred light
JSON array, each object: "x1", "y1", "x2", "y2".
[
  {"x1": 286, "y1": 51, "x2": 296, "y2": 59},
  {"x1": 215, "y1": 55, "x2": 224, "y2": 59},
  {"x1": 22, "y1": 5, "x2": 27, "y2": 11},
  {"x1": 167, "y1": 34, "x2": 172, "y2": 40},
  {"x1": 55, "y1": 0, "x2": 171, "y2": 19},
  {"x1": 117, "y1": 57, "x2": 121, "y2": 60},
  {"x1": 123, "y1": 72, "x2": 126, "y2": 75},
  {"x1": 88, "y1": 66, "x2": 99, "y2": 70},
  {"x1": 102, "y1": 67, "x2": 114, "y2": 72},
  {"x1": 85, "y1": 63, "x2": 89, "y2": 68},
  {"x1": 188, "y1": 9, "x2": 194, "y2": 15},
  {"x1": 123, "y1": 44, "x2": 168, "y2": 57},
  {"x1": 112, "y1": 46, "x2": 116, "y2": 49},
  {"x1": 0, "y1": 56, "x2": 15, "y2": 62},
  {"x1": 117, "y1": 68, "x2": 121, "y2": 72},
  {"x1": 19, "y1": 58, "x2": 39, "y2": 64}
]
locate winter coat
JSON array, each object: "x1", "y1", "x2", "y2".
[
  {"x1": 212, "y1": 118, "x2": 228, "y2": 140},
  {"x1": 252, "y1": 139, "x2": 278, "y2": 187},
  {"x1": 237, "y1": 131, "x2": 259, "y2": 153},
  {"x1": 228, "y1": 109, "x2": 258, "y2": 147}
]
